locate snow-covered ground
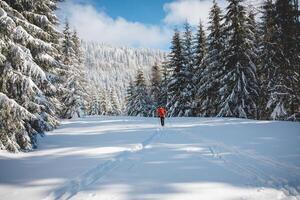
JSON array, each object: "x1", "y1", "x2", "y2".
[{"x1": 0, "y1": 116, "x2": 300, "y2": 200}]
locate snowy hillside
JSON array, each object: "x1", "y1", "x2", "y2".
[
  {"x1": 82, "y1": 42, "x2": 166, "y2": 109},
  {"x1": 1, "y1": 116, "x2": 300, "y2": 200}
]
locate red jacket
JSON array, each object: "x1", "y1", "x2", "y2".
[{"x1": 157, "y1": 107, "x2": 167, "y2": 118}]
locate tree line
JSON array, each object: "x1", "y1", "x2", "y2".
[{"x1": 126, "y1": 0, "x2": 300, "y2": 121}]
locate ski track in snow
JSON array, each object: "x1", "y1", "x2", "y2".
[
  {"x1": 182, "y1": 130, "x2": 300, "y2": 199},
  {"x1": 43, "y1": 128, "x2": 163, "y2": 200},
  {"x1": 69, "y1": 122, "x2": 300, "y2": 200},
  {"x1": 3, "y1": 117, "x2": 299, "y2": 200}
]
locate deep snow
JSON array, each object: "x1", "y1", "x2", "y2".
[{"x1": 0, "y1": 116, "x2": 300, "y2": 200}]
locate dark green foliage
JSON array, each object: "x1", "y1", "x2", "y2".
[
  {"x1": 217, "y1": 0, "x2": 259, "y2": 119},
  {"x1": 195, "y1": 0, "x2": 223, "y2": 117}
]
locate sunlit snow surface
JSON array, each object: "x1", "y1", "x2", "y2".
[{"x1": 0, "y1": 116, "x2": 300, "y2": 200}]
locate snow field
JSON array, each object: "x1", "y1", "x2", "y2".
[{"x1": 0, "y1": 116, "x2": 300, "y2": 200}]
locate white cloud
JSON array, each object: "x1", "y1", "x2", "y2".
[
  {"x1": 163, "y1": 0, "x2": 263, "y2": 27},
  {"x1": 163, "y1": 0, "x2": 217, "y2": 26},
  {"x1": 57, "y1": 2, "x2": 172, "y2": 49},
  {"x1": 56, "y1": 0, "x2": 264, "y2": 49}
]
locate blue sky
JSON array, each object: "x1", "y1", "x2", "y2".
[
  {"x1": 66, "y1": 0, "x2": 173, "y2": 25},
  {"x1": 57, "y1": 0, "x2": 260, "y2": 50}
]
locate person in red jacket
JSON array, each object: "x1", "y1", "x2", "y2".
[{"x1": 157, "y1": 107, "x2": 167, "y2": 126}]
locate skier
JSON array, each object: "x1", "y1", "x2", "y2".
[{"x1": 157, "y1": 106, "x2": 167, "y2": 126}]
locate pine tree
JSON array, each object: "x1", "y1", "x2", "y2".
[
  {"x1": 267, "y1": 0, "x2": 300, "y2": 120},
  {"x1": 62, "y1": 20, "x2": 74, "y2": 65},
  {"x1": 193, "y1": 21, "x2": 207, "y2": 70},
  {"x1": 109, "y1": 89, "x2": 121, "y2": 116},
  {"x1": 72, "y1": 30, "x2": 89, "y2": 114},
  {"x1": 0, "y1": 93, "x2": 35, "y2": 152},
  {"x1": 0, "y1": 0, "x2": 62, "y2": 152},
  {"x1": 182, "y1": 22, "x2": 194, "y2": 72},
  {"x1": 89, "y1": 94, "x2": 100, "y2": 115},
  {"x1": 150, "y1": 63, "x2": 163, "y2": 116},
  {"x1": 60, "y1": 22, "x2": 87, "y2": 119},
  {"x1": 192, "y1": 20, "x2": 208, "y2": 116},
  {"x1": 161, "y1": 60, "x2": 170, "y2": 107},
  {"x1": 296, "y1": 0, "x2": 300, "y2": 119},
  {"x1": 195, "y1": 0, "x2": 224, "y2": 117},
  {"x1": 126, "y1": 80, "x2": 136, "y2": 116},
  {"x1": 130, "y1": 70, "x2": 151, "y2": 116},
  {"x1": 218, "y1": 0, "x2": 259, "y2": 119},
  {"x1": 99, "y1": 90, "x2": 108, "y2": 115},
  {"x1": 258, "y1": 0, "x2": 277, "y2": 120},
  {"x1": 181, "y1": 22, "x2": 195, "y2": 116},
  {"x1": 167, "y1": 29, "x2": 186, "y2": 117}
]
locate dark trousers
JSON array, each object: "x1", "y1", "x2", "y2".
[{"x1": 160, "y1": 117, "x2": 165, "y2": 126}]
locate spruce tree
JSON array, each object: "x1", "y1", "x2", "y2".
[
  {"x1": 161, "y1": 60, "x2": 170, "y2": 108},
  {"x1": 0, "y1": 0, "x2": 62, "y2": 152},
  {"x1": 267, "y1": 0, "x2": 300, "y2": 120},
  {"x1": 130, "y1": 70, "x2": 151, "y2": 117},
  {"x1": 192, "y1": 20, "x2": 208, "y2": 116},
  {"x1": 182, "y1": 22, "x2": 194, "y2": 72},
  {"x1": 88, "y1": 91, "x2": 101, "y2": 115},
  {"x1": 258, "y1": 0, "x2": 277, "y2": 120},
  {"x1": 193, "y1": 21, "x2": 207, "y2": 70},
  {"x1": 181, "y1": 22, "x2": 194, "y2": 116},
  {"x1": 99, "y1": 90, "x2": 108, "y2": 115},
  {"x1": 150, "y1": 63, "x2": 163, "y2": 116},
  {"x1": 72, "y1": 30, "x2": 89, "y2": 114},
  {"x1": 296, "y1": 0, "x2": 300, "y2": 119},
  {"x1": 195, "y1": 0, "x2": 224, "y2": 117},
  {"x1": 60, "y1": 22, "x2": 87, "y2": 119},
  {"x1": 0, "y1": 92, "x2": 35, "y2": 152},
  {"x1": 62, "y1": 20, "x2": 74, "y2": 65},
  {"x1": 167, "y1": 29, "x2": 186, "y2": 117},
  {"x1": 126, "y1": 80, "x2": 136, "y2": 116},
  {"x1": 109, "y1": 89, "x2": 121, "y2": 116},
  {"x1": 218, "y1": 0, "x2": 259, "y2": 119}
]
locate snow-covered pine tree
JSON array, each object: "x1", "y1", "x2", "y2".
[
  {"x1": 195, "y1": 0, "x2": 224, "y2": 117},
  {"x1": 258, "y1": 0, "x2": 278, "y2": 120},
  {"x1": 246, "y1": 9, "x2": 261, "y2": 118},
  {"x1": 181, "y1": 22, "x2": 194, "y2": 116},
  {"x1": 87, "y1": 87, "x2": 101, "y2": 115},
  {"x1": 72, "y1": 30, "x2": 89, "y2": 114},
  {"x1": 30, "y1": 0, "x2": 66, "y2": 120},
  {"x1": 167, "y1": 29, "x2": 186, "y2": 117},
  {"x1": 61, "y1": 21, "x2": 73, "y2": 65},
  {"x1": 193, "y1": 21, "x2": 207, "y2": 71},
  {"x1": 109, "y1": 89, "x2": 121, "y2": 116},
  {"x1": 296, "y1": 0, "x2": 300, "y2": 119},
  {"x1": 130, "y1": 70, "x2": 151, "y2": 117},
  {"x1": 60, "y1": 21, "x2": 87, "y2": 119},
  {"x1": 0, "y1": 93, "x2": 35, "y2": 152},
  {"x1": 27, "y1": 0, "x2": 63, "y2": 129},
  {"x1": 86, "y1": 87, "x2": 109, "y2": 116},
  {"x1": 5, "y1": 0, "x2": 62, "y2": 130},
  {"x1": 267, "y1": 0, "x2": 300, "y2": 120},
  {"x1": 99, "y1": 90, "x2": 108, "y2": 115},
  {"x1": 180, "y1": 22, "x2": 194, "y2": 116},
  {"x1": 218, "y1": 0, "x2": 259, "y2": 119},
  {"x1": 149, "y1": 63, "x2": 163, "y2": 116},
  {"x1": 0, "y1": 0, "x2": 62, "y2": 152},
  {"x1": 182, "y1": 23, "x2": 193, "y2": 67},
  {"x1": 126, "y1": 80, "x2": 136, "y2": 116},
  {"x1": 192, "y1": 20, "x2": 209, "y2": 116},
  {"x1": 160, "y1": 60, "x2": 170, "y2": 107}
]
